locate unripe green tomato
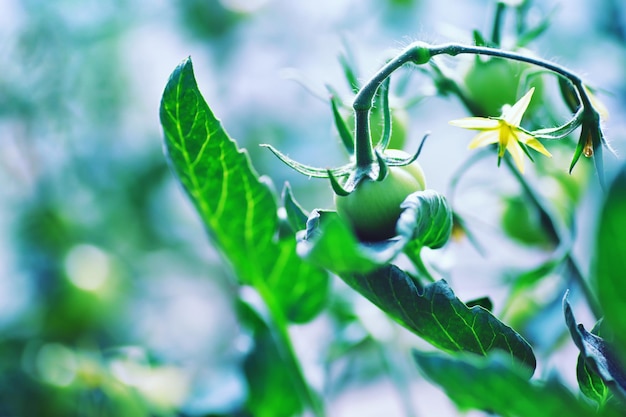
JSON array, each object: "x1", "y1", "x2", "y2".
[
  {"x1": 501, "y1": 195, "x2": 551, "y2": 247},
  {"x1": 335, "y1": 150, "x2": 426, "y2": 241},
  {"x1": 463, "y1": 57, "x2": 543, "y2": 117},
  {"x1": 370, "y1": 107, "x2": 409, "y2": 150}
]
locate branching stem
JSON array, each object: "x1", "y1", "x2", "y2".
[{"x1": 353, "y1": 42, "x2": 601, "y2": 168}]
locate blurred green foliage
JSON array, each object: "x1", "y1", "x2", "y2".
[{"x1": 1, "y1": 0, "x2": 625, "y2": 416}]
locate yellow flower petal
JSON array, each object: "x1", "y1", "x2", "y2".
[
  {"x1": 506, "y1": 141, "x2": 526, "y2": 174},
  {"x1": 449, "y1": 117, "x2": 500, "y2": 130},
  {"x1": 503, "y1": 87, "x2": 534, "y2": 126},
  {"x1": 498, "y1": 126, "x2": 512, "y2": 157},
  {"x1": 450, "y1": 86, "x2": 551, "y2": 175},
  {"x1": 468, "y1": 130, "x2": 499, "y2": 149},
  {"x1": 524, "y1": 137, "x2": 552, "y2": 157}
]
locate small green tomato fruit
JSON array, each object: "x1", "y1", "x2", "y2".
[
  {"x1": 335, "y1": 150, "x2": 426, "y2": 241},
  {"x1": 464, "y1": 57, "x2": 543, "y2": 117}
]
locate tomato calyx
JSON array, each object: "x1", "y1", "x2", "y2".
[
  {"x1": 334, "y1": 150, "x2": 427, "y2": 241},
  {"x1": 262, "y1": 42, "x2": 434, "y2": 242}
]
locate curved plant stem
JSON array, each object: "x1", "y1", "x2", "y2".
[
  {"x1": 352, "y1": 41, "x2": 602, "y2": 179},
  {"x1": 428, "y1": 43, "x2": 581, "y2": 83},
  {"x1": 426, "y1": 43, "x2": 603, "y2": 128},
  {"x1": 352, "y1": 46, "x2": 428, "y2": 169},
  {"x1": 355, "y1": 42, "x2": 600, "y2": 142}
]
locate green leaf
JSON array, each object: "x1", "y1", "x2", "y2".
[
  {"x1": 297, "y1": 210, "x2": 405, "y2": 275},
  {"x1": 397, "y1": 190, "x2": 452, "y2": 250},
  {"x1": 465, "y1": 296, "x2": 493, "y2": 311},
  {"x1": 338, "y1": 52, "x2": 360, "y2": 94},
  {"x1": 341, "y1": 264, "x2": 536, "y2": 371},
  {"x1": 516, "y1": 12, "x2": 552, "y2": 47},
  {"x1": 413, "y1": 350, "x2": 623, "y2": 417},
  {"x1": 240, "y1": 302, "x2": 306, "y2": 417},
  {"x1": 595, "y1": 163, "x2": 626, "y2": 350},
  {"x1": 578, "y1": 354, "x2": 612, "y2": 407},
  {"x1": 159, "y1": 58, "x2": 328, "y2": 323},
  {"x1": 563, "y1": 296, "x2": 626, "y2": 404}
]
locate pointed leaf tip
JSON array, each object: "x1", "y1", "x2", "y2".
[{"x1": 159, "y1": 59, "x2": 328, "y2": 324}]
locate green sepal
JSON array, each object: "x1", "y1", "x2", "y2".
[
  {"x1": 563, "y1": 295, "x2": 626, "y2": 403},
  {"x1": 374, "y1": 150, "x2": 388, "y2": 182},
  {"x1": 375, "y1": 77, "x2": 392, "y2": 151},
  {"x1": 327, "y1": 170, "x2": 351, "y2": 196},
  {"x1": 342, "y1": 265, "x2": 536, "y2": 369},
  {"x1": 517, "y1": 140, "x2": 535, "y2": 163},
  {"x1": 330, "y1": 95, "x2": 355, "y2": 155},
  {"x1": 261, "y1": 143, "x2": 354, "y2": 178},
  {"x1": 567, "y1": 82, "x2": 613, "y2": 180},
  {"x1": 532, "y1": 108, "x2": 583, "y2": 140},
  {"x1": 569, "y1": 132, "x2": 586, "y2": 174},
  {"x1": 384, "y1": 133, "x2": 429, "y2": 167},
  {"x1": 472, "y1": 29, "x2": 489, "y2": 47}
]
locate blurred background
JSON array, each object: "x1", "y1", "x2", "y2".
[{"x1": 1, "y1": 0, "x2": 625, "y2": 415}]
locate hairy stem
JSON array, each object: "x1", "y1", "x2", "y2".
[
  {"x1": 353, "y1": 45, "x2": 427, "y2": 169},
  {"x1": 427, "y1": 42, "x2": 602, "y2": 119}
]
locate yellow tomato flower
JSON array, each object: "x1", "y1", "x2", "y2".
[{"x1": 449, "y1": 88, "x2": 551, "y2": 173}]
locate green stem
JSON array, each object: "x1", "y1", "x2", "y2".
[
  {"x1": 353, "y1": 45, "x2": 426, "y2": 169},
  {"x1": 427, "y1": 43, "x2": 602, "y2": 120},
  {"x1": 353, "y1": 41, "x2": 600, "y2": 172},
  {"x1": 429, "y1": 43, "x2": 579, "y2": 81},
  {"x1": 504, "y1": 158, "x2": 602, "y2": 320},
  {"x1": 357, "y1": 41, "x2": 601, "y2": 152},
  {"x1": 405, "y1": 244, "x2": 436, "y2": 283},
  {"x1": 256, "y1": 282, "x2": 324, "y2": 417},
  {"x1": 353, "y1": 109, "x2": 374, "y2": 169}
]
